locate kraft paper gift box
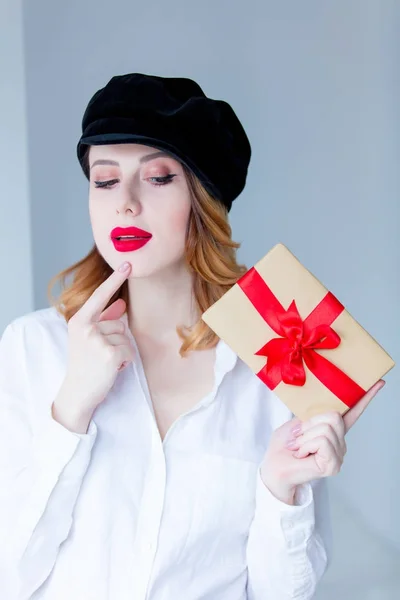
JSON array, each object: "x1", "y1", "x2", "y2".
[{"x1": 202, "y1": 243, "x2": 395, "y2": 421}]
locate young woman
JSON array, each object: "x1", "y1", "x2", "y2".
[{"x1": 0, "y1": 72, "x2": 384, "y2": 600}]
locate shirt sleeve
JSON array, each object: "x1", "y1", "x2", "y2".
[
  {"x1": 246, "y1": 465, "x2": 332, "y2": 600},
  {"x1": 0, "y1": 320, "x2": 98, "y2": 598}
]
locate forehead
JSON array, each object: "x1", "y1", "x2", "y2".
[{"x1": 88, "y1": 143, "x2": 181, "y2": 167}]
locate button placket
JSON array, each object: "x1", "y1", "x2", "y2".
[{"x1": 129, "y1": 424, "x2": 167, "y2": 599}]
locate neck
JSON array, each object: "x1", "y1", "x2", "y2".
[{"x1": 126, "y1": 262, "x2": 198, "y2": 342}]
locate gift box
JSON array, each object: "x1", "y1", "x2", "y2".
[{"x1": 202, "y1": 243, "x2": 395, "y2": 420}]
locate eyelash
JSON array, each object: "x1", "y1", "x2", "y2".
[{"x1": 93, "y1": 175, "x2": 176, "y2": 189}]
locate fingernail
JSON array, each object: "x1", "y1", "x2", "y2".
[
  {"x1": 286, "y1": 438, "x2": 299, "y2": 449},
  {"x1": 291, "y1": 424, "x2": 302, "y2": 437},
  {"x1": 119, "y1": 262, "x2": 130, "y2": 272}
]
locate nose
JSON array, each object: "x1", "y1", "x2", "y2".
[{"x1": 116, "y1": 187, "x2": 142, "y2": 216}]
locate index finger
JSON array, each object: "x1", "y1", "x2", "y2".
[{"x1": 76, "y1": 262, "x2": 131, "y2": 323}]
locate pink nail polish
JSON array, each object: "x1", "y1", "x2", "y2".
[
  {"x1": 291, "y1": 424, "x2": 302, "y2": 437},
  {"x1": 119, "y1": 262, "x2": 130, "y2": 272},
  {"x1": 286, "y1": 438, "x2": 299, "y2": 449}
]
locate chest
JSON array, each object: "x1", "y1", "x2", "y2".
[{"x1": 137, "y1": 339, "x2": 217, "y2": 441}]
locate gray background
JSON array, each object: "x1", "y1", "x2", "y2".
[{"x1": 2, "y1": 0, "x2": 399, "y2": 597}]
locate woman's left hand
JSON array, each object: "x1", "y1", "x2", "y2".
[{"x1": 260, "y1": 379, "x2": 386, "y2": 504}]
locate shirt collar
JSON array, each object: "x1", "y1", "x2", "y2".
[{"x1": 200, "y1": 337, "x2": 238, "y2": 406}]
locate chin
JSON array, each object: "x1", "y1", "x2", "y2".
[
  {"x1": 100, "y1": 242, "x2": 186, "y2": 278},
  {"x1": 104, "y1": 253, "x2": 164, "y2": 278}
]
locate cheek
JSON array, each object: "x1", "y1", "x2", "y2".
[
  {"x1": 168, "y1": 205, "x2": 191, "y2": 236},
  {"x1": 89, "y1": 198, "x2": 108, "y2": 227},
  {"x1": 89, "y1": 208, "x2": 101, "y2": 233},
  {"x1": 88, "y1": 197, "x2": 98, "y2": 224},
  {"x1": 89, "y1": 211, "x2": 110, "y2": 250}
]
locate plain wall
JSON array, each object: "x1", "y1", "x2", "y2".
[
  {"x1": 0, "y1": 0, "x2": 33, "y2": 332},
  {"x1": 20, "y1": 0, "x2": 400, "y2": 550}
]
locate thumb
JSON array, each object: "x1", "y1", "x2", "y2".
[{"x1": 98, "y1": 298, "x2": 127, "y2": 322}]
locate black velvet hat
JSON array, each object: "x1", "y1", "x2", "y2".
[{"x1": 77, "y1": 73, "x2": 251, "y2": 212}]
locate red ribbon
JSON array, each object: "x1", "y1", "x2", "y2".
[{"x1": 237, "y1": 267, "x2": 366, "y2": 408}]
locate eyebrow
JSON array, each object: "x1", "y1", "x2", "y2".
[{"x1": 90, "y1": 151, "x2": 172, "y2": 170}]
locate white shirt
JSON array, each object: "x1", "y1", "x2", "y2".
[{"x1": 0, "y1": 306, "x2": 332, "y2": 600}]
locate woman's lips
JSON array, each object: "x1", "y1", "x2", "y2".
[
  {"x1": 110, "y1": 226, "x2": 152, "y2": 253},
  {"x1": 112, "y1": 238, "x2": 151, "y2": 252}
]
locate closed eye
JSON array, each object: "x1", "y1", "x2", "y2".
[
  {"x1": 93, "y1": 175, "x2": 176, "y2": 189},
  {"x1": 94, "y1": 179, "x2": 119, "y2": 188},
  {"x1": 148, "y1": 175, "x2": 176, "y2": 186}
]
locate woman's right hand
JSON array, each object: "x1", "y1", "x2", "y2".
[{"x1": 52, "y1": 261, "x2": 135, "y2": 432}]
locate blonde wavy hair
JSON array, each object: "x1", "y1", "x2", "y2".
[{"x1": 47, "y1": 152, "x2": 247, "y2": 356}]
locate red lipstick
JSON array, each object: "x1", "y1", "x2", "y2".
[{"x1": 110, "y1": 226, "x2": 152, "y2": 252}]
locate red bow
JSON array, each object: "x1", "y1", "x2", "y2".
[
  {"x1": 237, "y1": 267, "x2": 366, "y2": 408},
  {"x1": 255, "y1": 299, "x2": 341, "y2": 386}
]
